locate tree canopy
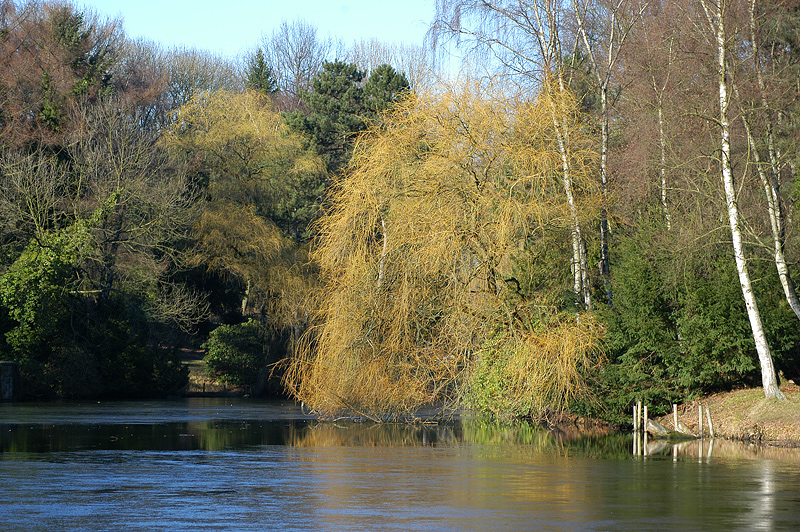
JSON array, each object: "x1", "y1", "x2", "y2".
[{"x1": 284, "y1": 82, "x2": 603, "y2": 419}]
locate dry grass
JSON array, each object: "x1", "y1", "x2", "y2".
[{"x1": 657, "y1": 382, "x2": 800, "y2": 444}]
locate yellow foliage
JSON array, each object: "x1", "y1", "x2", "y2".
[
  {"x1": 189, "y1": 202, "x2": 286, "y2": 279},
  {"x1": 164, "y1": 90, "x2": 325, "y2": 330},
  {"x1": 283, "y1": 80, "x2": 602, "y2": 419},
  {"x1": 164, "y1": 90, "x2": 325, "y2": 205},
  {"x1": 465, "y1": 313, "x2": 605, "y2": 420}
]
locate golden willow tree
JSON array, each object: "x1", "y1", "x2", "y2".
[
  {"x1": 284, "y1": 82, "x2": 604, "y2": 420},
  {"x1": 164, "y1": 90, "x2": 326, "y2": 334}
]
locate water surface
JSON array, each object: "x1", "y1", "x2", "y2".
[{"x1": 2, "y1": 399, "x2": 799, "y2": 531}]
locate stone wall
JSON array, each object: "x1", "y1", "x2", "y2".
[{"x1": 0, "y1": 361, "x2": 20, "y2": 401}]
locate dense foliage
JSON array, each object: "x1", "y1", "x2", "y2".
[
  {"x1": 1, "y1": 0, "x2": 798, "y2": 418},
  {"x1": 202, "y1": 319, "x2": 270, "y2": 387}
]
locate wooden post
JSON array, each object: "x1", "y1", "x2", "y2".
[
  {"x1": 644, "y1": 405, "x2": 649, "y2": 433},
  {"x1": 673, "y1": 403, "x2": 678, "y2": 430},
  {"x1": 698, "y1": 405, "x2": 704, "y2": 438},
  {"x1": 705, "y1": 406, "x2": 714, "y2": 437},
  {"x1": 637, "y1": 400, "x2": 642, "y2": 432},
  {"x1": 633, "y1": 405, "x2": 638, "y2": 432}
]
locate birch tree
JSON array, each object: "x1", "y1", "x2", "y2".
[
  {"x1": 735, "y1": 91, "x2": 800, "y2": 322},
  {"x1": 571, "y1": 0, "x2": 647, "y2": 299},
  {"x1": 345, "y1": 38, "x2": 438, "y2": 91},
  {"x1": 262, "y1": 19, "x2": 335, "y2": 110},
  {"x1": 737, "y1": 0, "x2": 800, "y2": 320},
  {"x1": 431, "y1": 0, "x2": 595, "y2": 310},
  {"x1": 698, "y1": 0, "x2": 784, "y2": 400}
]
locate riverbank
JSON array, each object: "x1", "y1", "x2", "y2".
[
  {"x1": 657, "y1": 382, "x2": 800, "y2": 446},
  {"x1": 180, "y1": 347, "x2": 243, "y2": 396}
]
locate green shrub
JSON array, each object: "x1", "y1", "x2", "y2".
[
  {"x1": 203, "y1": 319, "x2": 268, "y2": 386},
  {"x1": 585, "y1": 223, "x2": 800, "y2": 424}
]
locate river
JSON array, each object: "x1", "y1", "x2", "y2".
[{"x1": 2, "y1": 398, "x2": 799, "y2": 531}]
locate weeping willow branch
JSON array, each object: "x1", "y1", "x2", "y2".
[{"x1": 284, "y1": 80, "x2": 603, "y2": 419}]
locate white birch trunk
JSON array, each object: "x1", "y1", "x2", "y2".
[
  {"x1": 741, "y1": 114, "x2": 800, "y2": 320},
  {"x1": 572, "y1": 0, "x2": 647, "y2": 304},
  {"x1": 703, "y1": 0, "x2": 784, "y2": 400},
  {"x1": 649, "y1": 34, "x2": 675, "y2": 230},
  {"x1": 552, "y1": 74, "x2": 592, "y2": 311},
  {"x1": 746, "y1": 0, "x2": 800, "y2": 319},
  {"x1": 657, "y1": 102, "x2": 671, "y2": 229},
  {"x1": 555, "y1": 117, "x2": 591, "y2": 310},
  {"x1": 599, "y1": 84, "x2": 611, "y2": 296}
]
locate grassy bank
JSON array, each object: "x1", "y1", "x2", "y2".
[{"x1": 657, "y1": 382, "x2": 800, "y2": 445}]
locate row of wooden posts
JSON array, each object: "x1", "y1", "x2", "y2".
[{"x1": 632, "y1": 400, "x2": 714, "y2": 438}]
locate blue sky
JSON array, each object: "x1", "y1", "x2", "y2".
[{"x1": 79, "y1": 0, "x2": 436, "y2": 57}]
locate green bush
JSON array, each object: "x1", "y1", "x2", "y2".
[
  {"x1": 203, "y1": 319, "x2": 268, "y2": 386},
  {"x1": 464, "y1": 336, "x2": 525, "y2": 421},
  {"x1": 584, "y1": 223, "x2": 800, "y2": 424}
]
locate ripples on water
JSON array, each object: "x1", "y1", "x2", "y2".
[{"x1": 2, "y1": 398, "x2": 800, "y2": 531}]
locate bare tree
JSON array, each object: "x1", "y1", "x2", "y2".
[
  {"x1": 262, "y1": 19, "x2": 335, "y2": 110},
  {"x1": 165, "y1": 46, "x2": 243, "y2": 109},
  {"x1": 571, "y1": 0, "x2": 646, "y2": 301},
  {"x1": 0, "y1": 149, "x2": 65, "y2": 241},
  {"x1": 739, "y1": 0, "x2": 800, "y2": 321},
  {"x1": 0, "y1": 0, "x2": 122, "y2": 146},
  {"x1": 345, "y1": 38, "x2": 438, "y2": 91}
]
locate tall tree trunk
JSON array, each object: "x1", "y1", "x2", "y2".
[
  {"x1": 241, "y1": 278, "x2": 251, "y2": 315},
  {"x1": 744, "y1": 0, "x2": 800, "y2": 320},
  {"x1": 648, "y1": 33, "x2": 675, "y2": 230},
  {"x1": 598, "y1": 82, "x2": 611, "y2": 302},
  {"x1": 572, "y1": 0, "x2": 646, "y2": 305},
  {"x1": 740, "y1": 111, "x2": 800, "y2": 320},
  {"x1": 553, "y1": 75, "x2": 592, "y2": 311},
  {"x1": 657, "y1": 100, "x2": 671, "y2": 229},
  {"x1": 556, "y1": 120, "x2": 591, "y2": 310},
  {"x1": 703, "y1": 0, "x2": 784, "y2": 400}
]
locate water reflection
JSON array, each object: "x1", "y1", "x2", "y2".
[
  {"x1": 1, "y1": 420, "x2": 314, "y2": 453},
  {"x1": 2, "y1": 400, "x2": 800, "y2": 531},
  {"x1": 632, "y1": 432, "x2": 800, "y2": 463},
  {"x1": 4, "y1": 400, "x2": 800, "y2": 464}
]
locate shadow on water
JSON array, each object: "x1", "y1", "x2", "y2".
[{"x1": 1, "y1": 398, "x2": 629, "y2": 456}]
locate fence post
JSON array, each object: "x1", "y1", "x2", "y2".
[
  {"x1": 705, "y1": 406, "x2": 714, "y2": 437},
  {"x1": 637, "y1": 400, "x2": 642, "y2": 432},
  {"x1": 698, "y1": 405, "x2": 704, "y2": 438},
  {"x1": 644, "y1": 405, "x2": 648, "y2": 433}
]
